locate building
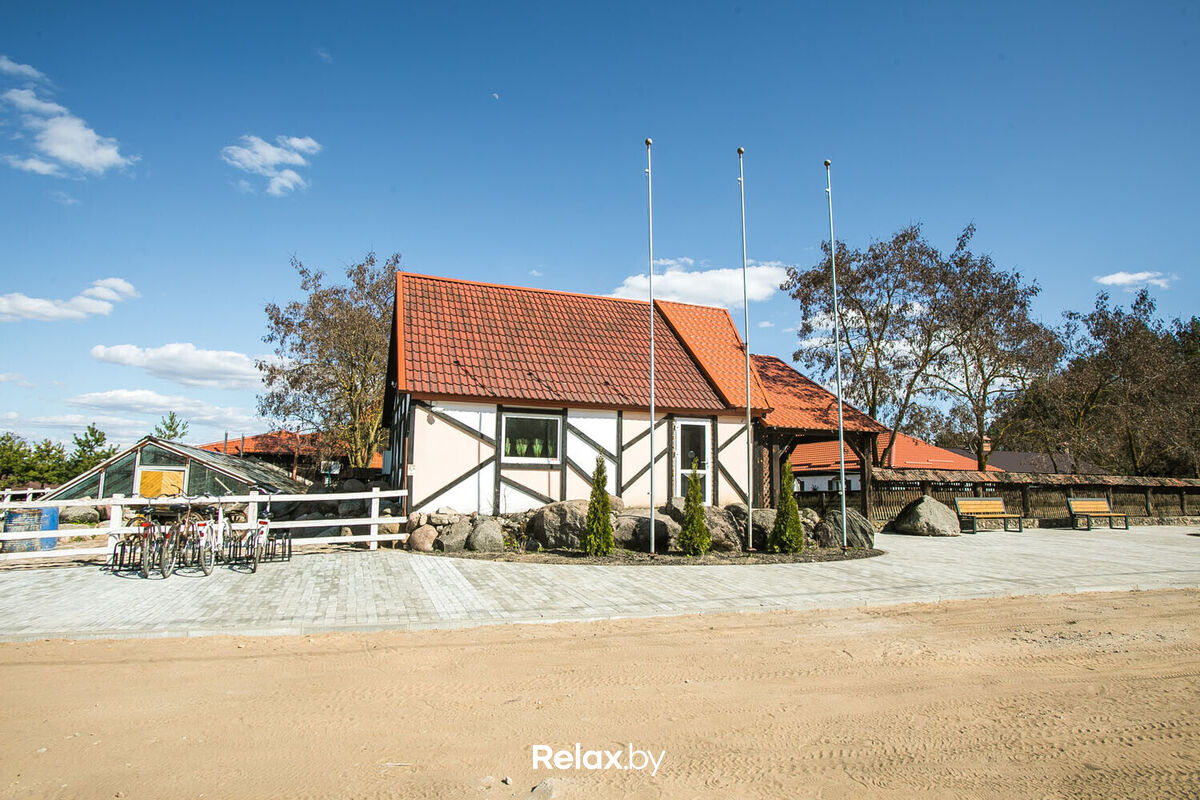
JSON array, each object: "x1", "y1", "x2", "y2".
[
  {"x1": 790, "y1": 430, "x2": 1002, "y2": 492},
  {"x1": 195, "y1": 431, "x2": 383, "y2": 481},
  {"x1": 382, "y1": 273, "x2": 888, "y2": 517}
]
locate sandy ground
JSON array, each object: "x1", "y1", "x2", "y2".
[{"x1": 1, "y1": 590, "x2": 1198, "y2": 800}]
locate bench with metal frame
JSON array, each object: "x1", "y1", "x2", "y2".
[
  {"x1": 1067, "y1": 497, "x2": 1129, "y2": 530},
  {"x1": 953, "y1": 497, "x2": 1024, "y2": 533}
]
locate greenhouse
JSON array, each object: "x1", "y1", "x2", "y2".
[{"x1": 41, "y1": 437, "x2": 310, "y2": 502}]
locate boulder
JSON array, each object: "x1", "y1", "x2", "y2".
[
  {"x1": 428, "y1": 512, "x2": 462, "y2": 526},
  {"x1": 893, "y1": 496, "x2": 961, "y2": 537},
  {"x1": 467, "y1": 519, "x2": 504, "y2": 552},
  {"x1": 614, "y1": 508, "x2": 680, "y2": 552},
  {"x1": 337, "y1": 498, "x2": 367, "y2": 519},
  {"x1": 814, "y1": 508, "x2": 875, "y2": 549},
  {"x1": 608, "y1": 494, "x2": 625, "y2": 513},
  {"x1": 340, "y1": 478, "x2": 366, "y2": 493},
  {"x1": 60, "y1": 504, "x2": 100, "y2": 525},
  {"x1": 661, "y1": 496, "x2": 687, "y2": 524},
  {"x1": 799, "y1": 507, "x2": 821, "y2": 530},
  {"x1": 435, "y1": 519, "x2": 472, "y2": 552},
  {"x1": 528, "y1": 500, "x2": 590, "y2": 550},
  {"x1": 702, "y1": 506, "x2": 742, "y2": 552},
  {"x1": 408, "y1": 524, "x2": 437, "y2": 552},
  {"x1": 436, "y1": 506, "x2": 461, "y2": 516},
  {"x1": 307, "y1": 482, "x2": 337, "y2": 514},
  {"x1": 725, "y1": 504, "x2": 777, "y2": 549}
]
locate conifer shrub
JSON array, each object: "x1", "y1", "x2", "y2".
[
  {"x1": 678, "y1": 459, "x2": 711, "y2": 556},
  {"x1": 582, "y1": 456, "x2": 615, "y2": 556},
  {"x1": 768, "y1": 460, "x2": 805, "y2": 553}
]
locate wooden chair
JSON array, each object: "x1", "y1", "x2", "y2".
[
  {"x1": 1067, "y1": 497, "x2": 1129, "y2": 530},
  {"x1": 953, "y1": 497, "x2": 1024, "y2": 533}
]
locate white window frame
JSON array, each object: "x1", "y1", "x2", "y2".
[
  {"x1": 674, "y1": 417, "x2": 711, "y2": 504},
  {"x1": 500, "y1": 412, "x2": 563, "y2": 466}
]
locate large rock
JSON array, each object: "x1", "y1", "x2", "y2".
[
  {"x1": 60, "y1": 504, "x2": 100, "y2": 525},
  {"x1": 528, "y1": 500, "x2": 590, "y2": 550},
  {"x1": 340, "y1": 478, "x2": 366, "y2": 493},
  {"x1": 435, "y1": 519, "x2": 472, "y2": 552},
  {"x1": 614, "y1": 508, "x2": 680, "y2": 552},
  {"x1": 467, "y1": 519, "x2": 504, "y2": 552},
  {"x1": 703, "y1": 506, "x2": 742, "y2": 552},
  {"x1": 798, "y1": 507, "x2": 821, "y2": 530},
  {"x1": 893, "y1": 496, "x2": 961, "y2": 537},
  {"x1": 337, "y1": 498, "x2": 367, "y2": 519},
  {"x1": 408, "y1": 524, "x2": 437, "y2": 552},
  {"x1": 306, "y1": 482, "x2": 338, "y2": 514},
  {"x1": 725, "y1": 504, "x2": 777, "y2": 549},
  {"x1": 661, "y1": 497, "x2": 687, "y2": 523},
  {"x1": 814, "y1": 508, "x2": 875, "y2": 549}
]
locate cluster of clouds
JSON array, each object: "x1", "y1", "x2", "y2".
[
  {"x1": 1092, "y1": 271, "x2": 1175, "y2": 291},
  {"x1": 0, "y1": 56, "x2": 137, "y2": 179},
  {"x1": 0, "y1": 278, "x2": 139, "y2": 322},
  {"x1": 610, "y1": 257, "x2": 791, "y2": 310},
  {"x1": 90, "y1": 342, "x2": 264, "y2": 389},
  {"x1": 221, "y1": 134, "x2": 322, "y2": 196}
]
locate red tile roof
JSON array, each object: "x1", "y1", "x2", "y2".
[
  {"x1": 790, "y1": 431, "x2": 1004, "y2": 472},
  {"x1": 197, "y1": 431, "x2": 384, "y2": 470},
  {"x1": 396, "y1": 273, "x2": 728, "y2": 412},
  {"x1": 751, "y1": 355, "x2": 886, "y2": 433},
  {"x1": 656, "y1": 300, "x2": 771, "y2": 411}
]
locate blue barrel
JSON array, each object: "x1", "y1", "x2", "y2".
[
  {"x1": 2, "y1": 510, "x2": 41, "y2": 552},
  {"x1": 39, "y1": 507, "x2": 59, "y2": 550}
]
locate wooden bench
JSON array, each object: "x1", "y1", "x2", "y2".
[
  {"x1": 953, "y1": 497, "x2": 1024, "y2": 533},
  {"x1": 1067, "y1": 497, "x2": 1129, "y2": 531}
]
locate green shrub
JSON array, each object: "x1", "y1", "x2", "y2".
[
  {"x1": 678, "y1": 459, "x2": 711, "y2": 556},
  {"x1": 581, "y1": 456, "x2": 615, "y2": 556},
  {"x1": 768, "y1": 461, "x2": 805, "y2": 553}
]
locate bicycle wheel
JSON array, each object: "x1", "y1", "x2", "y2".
[
  {"x1": 139, "y1": 534, "x2": 154, "y2": 579},
  {"x1": 250, "y1": 534, "x2": 260, "y2": 573},
  {"x1": 199, "y1": 531, "x2": 214, "y2": 576},
  {"x1": 159, "y1": 525, "x2": 179, "y2": 578}
]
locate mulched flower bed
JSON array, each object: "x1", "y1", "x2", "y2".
[{"x1": 421, "y1": 546, "x2": 883, "y2": 566}]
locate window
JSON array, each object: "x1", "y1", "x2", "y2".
[
  {"x1": 501, "y1": 413, "x2": 561, "y2": 465},
  {"x1": 102, "y1": 453, "x2": 136, "y2": 498}
]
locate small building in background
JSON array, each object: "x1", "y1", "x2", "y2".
[
  {"x1": 790, "y1": 430, "x2": 1002, "y2": 492},
  {"x1": 195, "y1": 431, "x2": 383, "y2": 482}
]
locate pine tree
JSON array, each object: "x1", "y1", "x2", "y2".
[
  {"x1": 153, "y1": 412, "x2": 190, "y2": 441},
  {"x1": 582, "y1": 456, "x2": 615, "y2": 556},
  {"x1": 69, "y1": 424, "x2": 117, "y2": 475},
  {"x1": 768, "y1": 460, "x2": 805, "y2": 553},
  {"x1": 678, "y1": 459, "x2": 711, "y2": 556}
]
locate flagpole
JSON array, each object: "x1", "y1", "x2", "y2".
[
  {"x1": 645, "y1": 138, "x2": 657, "y2": 554},
  {"x1": 825, "y1": 159, "x2": 848, "y2": 548},
  {"x1": 738, "y1": 147, "x2": 755, "y2": 551}
]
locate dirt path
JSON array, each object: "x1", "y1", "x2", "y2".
[{"x1": 1, "y1": 589, "x2": 1197, "y2": 799}]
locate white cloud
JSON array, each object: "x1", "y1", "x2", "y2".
[
  {"x1": 316, "y1": 48, "x2": 333, "y2": 63},
  {"x1": 611, "y1": 258, "x2": 790, "y2": 309},
  {"x1": 90, "y1": 342, "x2": 264, "y2": 390},
  {"x1": 0, "y1": 277, "x2": 139, "y2": 322},
  {"x1": 529, "y1": 269, "x2": 543, "y2": 277},
  {"x1": 1093, "y1": 270, "x2": 1175, "y2": 290},
  {"x1": 23, "y1": 412, "x2": 151, "y2": 445},
  {"x1": 64, "y1": 389, "x2": 262, "y2": 431},
  {"x1": 4, "y1": 154, "x2": 60, "y2": 175},
  {"x1": 492, "y1": 92, "x2": 500, "y2": 100},
  {"x1": 0, "y1": 373, "x2": 34, "y2": 388},
  {"x1": 221, "y1": 134, "x2": 323, "y2": 196},
  {"x1": 757, "y1": 321, "x2": 774, "y2": 328},
  {"x1": 0, "y1": 56, "x2": 48, "y2": 83},
  {"x1": 48, "y1": 189, "x2": 78, "y2": 205},
  {"x1": 1, "y1": 85, "x2": 137, "y2": 177}
]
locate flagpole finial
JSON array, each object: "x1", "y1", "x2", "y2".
[
  {"x1": 737, "y1": 147, "x2": 744, "y2": 155},
  {"x1": 645, "y1": 138, "x2": 653, "y2": 147},
  {"x1": 824, "y1": 159, "x2": 831, "y2": 167}
]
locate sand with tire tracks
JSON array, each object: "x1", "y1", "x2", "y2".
[{"x1": 0, "y1": 589, "x2": 1197, "y2": 799}]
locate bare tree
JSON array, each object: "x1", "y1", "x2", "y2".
[{"x1": 258, "y1": 252, "x2": 398, "y2": 468}]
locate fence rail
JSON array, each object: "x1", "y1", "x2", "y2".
[{"x1": 0, "y1": 488, "x2": 408, "y2": 562}]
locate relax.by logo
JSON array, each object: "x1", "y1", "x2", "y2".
[{"x1": 532, "y1": 744, "x2": 666, "y2": 777}]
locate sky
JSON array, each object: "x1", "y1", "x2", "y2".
[{"x1": 2, "y1": 0, "x2": 1197, "y2": 450}]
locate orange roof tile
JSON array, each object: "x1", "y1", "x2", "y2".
[
  {"x1": 751, "y1": 355, "x2": 886, "y2": 433},
  {"x1": 790, "y1": 431, "x2": 1005, "y2": 472},
  {"x1": 656, "y1": 300, "x2": 771, "y2": 411},
  {"x1": 197, "y1": 431, "x2": 316, "y2": 456},
  {"x1": 396, "y1": 273, "x2": 727, "y2": 412}
]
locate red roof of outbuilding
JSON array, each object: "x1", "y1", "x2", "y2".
[
  {"x1": 197, "y1": 431, "x2": 384, "y2": 470},
  {"x1": 656, "y1": 300, "x2": 771, "y2": 411},
  {"x1": 790, "y1": 431, "x2": 1005, "y2": 473},
  {"x1": 396, "y1": 273, "x2": 730, "y2": 412},
  {"x1": 751, "y1": 355, "x2": 886, "y2": 433}
]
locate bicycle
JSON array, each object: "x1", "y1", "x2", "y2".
[{"x1": 187, "y1": 499, "x2": 230, "y2": 577}]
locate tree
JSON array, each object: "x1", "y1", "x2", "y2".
[
  {"x1": 927, "y1": 225, "x2": 1062, "y2": 469},
  {"x1": 581, "y1": 456, "x2": 615, "y2": 556},
  {"x1": 0, "y1": 432, "x2": 33, "y2": 488},
  {"x1": 25, "y1": 439, "x2": 70, "y2": 486},
  {"x1": 258, "y1": 252, "x2": 398, "y2": 468},
  {"x1": 782, "y1": 224, "x2": 959, "y2": 467},
  {"x1": 153, "y1": 412, "x2": 190, "y2": 441},
  {"x1": 677, "y1": 459, "x2": 711, "y2": 556},
  {"x1": 69, "y1": 423, "x2": 117, "y2": 475},
  {"x1": 768, "y1": 461, "x2": 804, "y2": 553}
]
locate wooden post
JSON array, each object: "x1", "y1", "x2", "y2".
[
  {"x1": 1021, "y1": 485, "x2": 1031, "y2": 517},
  {"x1": 769, "y1": 438, "x2": 781, "y2": 510},
  {"x1": 1181, "y1": 489, "x2": 1188, "y2": 516},
  {"x1": 369, "y1": 487, "x2": 380, "y2": 551},
  {"x1": 860, "y1": 448, "x2": 874, "y2": 522},
  {"x1": 1144, "y1": 488, "x2": 1154, "y2": 517},
  {"x1": 920, "y1": 481, "x2": 932, "y2": 497}
]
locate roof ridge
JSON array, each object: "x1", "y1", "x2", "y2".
[{"x1": 399, "y1": 271, "x2": 685, "y2": 309}]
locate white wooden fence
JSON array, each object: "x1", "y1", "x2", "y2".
[{"x1": 0, "y1": 488, "x2": 409, "y2": 563}]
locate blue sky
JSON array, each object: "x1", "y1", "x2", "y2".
[{"x1": 2, "y1": 0, "x2": 1197, "y2": 449}]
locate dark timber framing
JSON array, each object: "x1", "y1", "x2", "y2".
[{"x1": 413, "y1": 456, "x2": 497, "y2": 513}]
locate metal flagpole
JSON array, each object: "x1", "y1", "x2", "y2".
[
  {"x1": 645, "y1": 138, "x2": 657, "y2": 554},
  {"x1": 824, "y1": 159, "x2": 848, "y2": 548},
  {"x1": 738, "y1": 147, "x2": 754, "y2": 550}
]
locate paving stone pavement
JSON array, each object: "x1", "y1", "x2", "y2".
[{"x1": 0, "y1": 525, "x2": 1197, "y2": 641}]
